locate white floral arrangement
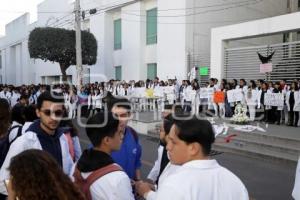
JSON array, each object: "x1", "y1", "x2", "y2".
[{"x1": 231, "y1": 103, "x2": 249, "y2": 124}]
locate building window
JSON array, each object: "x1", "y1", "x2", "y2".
[
  {"x1": 115, "y1": 66, "x2": 122, "y2": 80},
  {"x1": 114, "y1": 19, "x2": 122, "y2": 50},
  {"x1": 283, "y1": 33, "x2": 289, "y2": 43},
  {"x1": 147, "y1": 63, "x2": 157, "y2": 80},
  {"x1": 146, "y1": 8, "x2": 157, "y2": 45},
  {"x1": 0, "y1": 53, "x2": 2, "y2": 69}
]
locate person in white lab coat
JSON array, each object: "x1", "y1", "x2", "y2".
[
  {"x1": 137, "y1": 116, "x2": 249, "y2": 200},
  {"x1": 72, "y1": 112, "x2": 134, "y2": 200}
]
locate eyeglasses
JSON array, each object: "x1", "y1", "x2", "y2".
[{"x1": 40, "y1": 109, "x2": 64, "y2": 118}]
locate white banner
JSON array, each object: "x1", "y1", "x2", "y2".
[
  {"x1": 264, "y1": 93, "x2": 284, "y2": 107},
  {"x1": 199, "y1": 88, "x2": 208, "y2": 99},
  {"x1": 227, "y1": 89, "x2": 244, "y2": 103},
  {"x1": 260, "y1": 63, "x2": 273, "y2": 73}
]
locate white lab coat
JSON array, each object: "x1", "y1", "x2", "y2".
[
  {"x1": 10, "y1": 92, "x2": 20, "y2": 107},
  {"x1": 286, "y1": 91, "x2": 300, "y2": 112},
  {"x1": 0, "y1": 131, "x2": 74, "y2": 195},
  {"x1": 146, "y1": 163, "x2": 180, "y2": 200},
  {"x1": 94, "y1": 94, "x2": 102, "y2": 109},
  {"x1": 80, "y1": 165, "x2": 135, "y2": 200},
  {"x1": 155, "y1": 160, "x2": 249, "y2": 200},
  {"x1": 8, "y1": 121, "x2": 22, "y2": 143},
  {"x1": 147, "y1": 145, "x2": 164, "y2": 182}
]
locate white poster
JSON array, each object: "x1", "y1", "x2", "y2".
[
  {"x1": 227, "y1": 89, "x2": 244, "y2": 103},
  {"x1": 264, "y1": 93, "x2": 284, "y2": 107},
  {"x1": 200, "y1": 88, "x2": 208, "y2": 99}
]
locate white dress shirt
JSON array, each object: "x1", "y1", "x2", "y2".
[{"x1": 155, "y1": 159, "x2": 249, "y2": 200}]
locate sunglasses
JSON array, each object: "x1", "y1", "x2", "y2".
[{"x1": 40, "y1": 109, "x2": 64, "y2": 118}]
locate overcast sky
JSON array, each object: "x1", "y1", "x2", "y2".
[{"x1": 0, "y1": 0, "x2": 44, "y2": 36}]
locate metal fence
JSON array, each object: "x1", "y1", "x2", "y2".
[{"x1": 224, "y1": 40, "x2": 300, "y2": 82}]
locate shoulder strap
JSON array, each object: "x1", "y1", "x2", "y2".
[
  {"x1": 82, "y1": 164, "x2": 122, "y2": 200},
  {"x1": 16, "y1": 126, "x2": 22, "y2": 137},
  {"x1": 127, "y1": 126, "x2": 138, "y2": 143},
  {"x1": 85, "y1": 164, "x2": 122, "y2": 190},
  {"x1": 8, "y1": 125, "x2": 22, "y2": 144}
]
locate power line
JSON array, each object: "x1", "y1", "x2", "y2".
[
  {"x1": 48, "y1": 13, "x2": 74, "y2": 27},
  {"x1": 0, "y1": 10, "x2": 70, "y2": 14},
  {"x1": 121, "y1": 0, "x2": 263, "y2": 18},
  {"x1": 80, "y1": 0, "x2": 263, "y2": 25},
  {"x1": 48, "y1": 0, "x2": 264, "y2": 28}
]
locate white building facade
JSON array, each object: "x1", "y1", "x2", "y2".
[{"x1": 0, "y1": 0, "x2": 298, "y2": 85}]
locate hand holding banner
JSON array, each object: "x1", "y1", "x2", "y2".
[
  {"x1": 264, "y1": 93, "x2": 284, "y2": 107},
  {"x1": 227, "y1": 89, "x2": 244, "y2": 103}
]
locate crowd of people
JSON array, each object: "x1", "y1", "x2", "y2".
[
  {"x1": 0, "y1": 77, "x2": 299, "y2": 200},
  {"x1": 1, "y1": 77, "x2": 300, "y2": 126}
]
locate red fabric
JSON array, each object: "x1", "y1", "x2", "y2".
[{"x1": 73, "y1": 164, "x2": 122, "y2": 200}]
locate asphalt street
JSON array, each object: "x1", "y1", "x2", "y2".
[{"x1": 76, "y1": 121, "x2": 297, "y2": 200}]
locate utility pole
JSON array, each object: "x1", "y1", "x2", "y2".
[{"x1": 75, "y1": 0, "x2": 83, "y2": 89}]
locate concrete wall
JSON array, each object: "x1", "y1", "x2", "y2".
[
  {"x1": 157, "y1": 0, "x2": 187, "y2": 81},
  {"x1": 187, "y1": 0, "x2": 288, "y2": 77}
]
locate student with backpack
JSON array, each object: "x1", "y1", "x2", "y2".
[
  {"x1": 0, "y1": 92, "x2": 74, "y2": 196},
  {"x1": 73, "y1": 112, "x2": 134, "y2": 200},
  {"x1": 8, "y1": 104, "x2": 25, "y2": 143}
]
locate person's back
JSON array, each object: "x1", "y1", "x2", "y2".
[
  {"x1": 156, "y1": 159, "x2": 248, "y2": 200},
  {"x1": 73, "y1": 112, "x2": 134, "y2": 200},
  {"x1": 75, "y1": 149, "x2": 133, "y2": 200}
]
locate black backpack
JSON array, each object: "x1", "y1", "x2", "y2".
[{"x1": 0, "y1": 125, "x2": 22, "y2": 168}]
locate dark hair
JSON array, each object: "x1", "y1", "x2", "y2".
[
  {"x1": 291, "y1": 81, "x2": 299, "y2": 91},
  {"x1": 19, "y1": 94, "x2": 28, "y2": 100},
  {"x1": 108, "y1": 97, "x2": 131, "y2": 112},
  {"x1": 0, "y1": 98, "x2": 10, "y2": 137},
  {"x1": 86, "y1": 112, "x2": 119, "y2": 147},
  {"x1": 249, "y1": 80, "x2": 257, "y2": 89},
  {"x1": 11, "y1": 104, "x2": 25, "y2": 125},
  {"x1": 24, "y1": 105, "x2": 38, "y2": 122},
  {"x1": 36, "y1": 91, "x2": 64, "y2": 110},
  {"x1": 173, "y1": 117, "x2": 215, "y2": 156},
  {"x1": 8, "y1": 149, "x2": 85, "y2": 200},
  {"x1": 163, "y1": 114, "x2": 174, "y2": 135}
]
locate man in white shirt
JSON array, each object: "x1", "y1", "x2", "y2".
[
  {"x1": 137, "y1": 116, "x2": 249, "y2": 200},
  {"x1": 73, "y1": 112, "x2": 134, "y2": 200}
]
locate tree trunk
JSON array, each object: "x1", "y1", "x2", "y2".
[{"x1": 59, "y1": 63, "x2": 69, "y2": 83}]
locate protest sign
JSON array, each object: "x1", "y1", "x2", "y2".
[
  {"x1": 213, "y1": 91, "x2": 225, "y2": 103},
  {"x1": 264, "y1": 93, "x2": 284, "y2": 107},
  {"x1": 260, "y1": 63, "x2": 273, "y2": 73},
  {"x1": 199, "y1": 88, "x2": 208, "y2": 99},
  {"x1": 227, "y1": 89, "x2": 244, "y2": 103}
]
